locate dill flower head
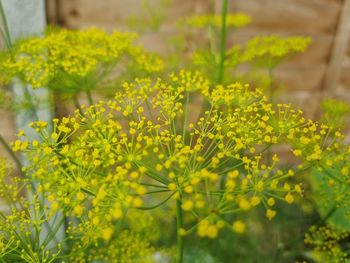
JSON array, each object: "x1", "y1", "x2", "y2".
[
  {"x1": 185, "y1": 13, "x2": 251, "y2": 29},
  {"x1": 16, "y1": 70, "x2": 349, "y2": 240},
  {"x1": 84, "y1": 230, "x2": 155, "y2": 263},
  {"x1": 0, "y1": 155, "x2": 160, "y2": 262},
  {"x1": 241, "y1": 35, "x2": 311, "y2": 68},
  {"x1": 0, "y1": 157, "x2": 65, "y2": 262},
  {"x1": 0, "y1": 27, "x2": 163, "y2": 92},
  {"x1": 305, "y1": 225, "x2": 349, "y2": 262}
]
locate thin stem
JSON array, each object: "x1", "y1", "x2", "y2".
[
  {"x1": 72, "y1": 95, "x2": 82, "y2": 112},
  {"x1": 86, "y1": 90, "x2": 94, "y2": 106},
  {"x1": 176, "y1": 198, "x2": 184, "y2": 263},
  {"x1": 268, "y1": 67, "x2": 274, "y2": 103},
  {"x1": 217, "y1": 0, "x2": 229, "y2": 84},
  {"x1": 315, "y1": 205, "x2": 337, "y2": 227},
  {"x1": 266, "y1": 68, "x2": 274, "y2": 165},
  {"x1": 23, "y1": 85, "x2": 39, "y2": 121},
  {"x1": 0, "y1": 134, "x2": 22, "y2": 172},
  {"x1": 136, "y1": 192, "x2": 175, "y2": 210},
  {"x1": 0, "y1": 0, "x2": 12, "y2": 48},
  {"x1": 182, "y1": 92, "x2": 190, "y2": 143}
]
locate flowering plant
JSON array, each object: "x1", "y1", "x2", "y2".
[
  {"x1": 0, "y1": 0, "x2": 350, "y2": 262},
  {"x1": 6, "y1": 70, "x2": 348, "y2": 262}
]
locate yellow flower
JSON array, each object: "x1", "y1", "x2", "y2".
[
  {"x1": 92, "y1": 216, "x2": 100, "y2": 225},
  {"x1": 293, "y1": 149, "x2": 302, "y2": 156},
  {"x1": 197, "y1": 220, "x2": 219, "y2": 239},
  {"x1": 102, "y1": 227, "x2": 113, "y2": 241},
  {"x1": 76, "y1": 192, "x2": 85, "y2": 201},
  {"x1": 266, "y1": 209, "x2": 276, "y2": 220},
  {"x1": 207, "y1": 225, "x2": 219, "y2": 239},
  {"x1": 239, "y1": 199, "x2": 251, "y2": 211},
  {"x1": 168, "y1": 183, "x2": 177, "y2": 191},
  {"x1": 233, "y1": 220, "x2": 246, "y2": 234},
  {"x1": 51, "y1": 202, "x2": 59, "y2": 212},
  {"x1": 43, "y1": 146, "x2": 53, "y2": 154},
  {"x1": 285, "y1": 193, "x2": 294, "y2": 204},
  {"x1": 267, "y1": 198, "x2": 275, "y2": 207},
  {"x1": 251, "y1": 196, "x2": 261, "y2": 206},
  {"x1": 112, "y1": 204, "x2": 123, "y2": 219},
  {"x1": 73, "y1": 205, "x2": 84, "y2": 217},
  {"x1": 341, "y1": 167, "x2": 349, "y2": 176},
  {"x1": 182, "y1": 200, "x2": 194, "y2": 211}
]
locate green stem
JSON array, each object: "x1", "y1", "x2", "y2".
[
  {"x1": 315, "y1": 205, "x2": 337, "y2": 227},
  {"x1": 0, "y1": 0, "x2": 12, "y2": 48},
  {"x1": 136, "y1": 192, "x2": 175, "y2": 210},
  {"x1": 0, "y1": 134, "x2": 22, "y2": 172},
  {"x1": 266, "y1": 68, "x2": 274, "y2": 165},
  {"x1": 86, "y1": 90, "x2": 94, "y2": 106},
  {"x1": 176, "y1": 198, "x2": 184, "y2": 263},
  {"x1": 182, "y1": 92, "x2": 190, "y2": 143},
  {"x1": 217, "y1": 0, "x2": 229, "y2": 84},
  {"x1": 268, "y1": 67, "x2": 274, "y2": 103},
  {"x1": 72, "y1": 95, "x2": 82, "y2": 112},
  {"x1": 23, "y1": 85, "x2": 39, "y2": 121}
]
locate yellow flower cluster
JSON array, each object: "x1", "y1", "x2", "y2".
[
  {"x1": 16, "y1": 71, "x2": 349, "y2": 241},
  {"x1": 83, "y1": 230, "x2": 154, "y2": 263},
  {"x1": 0, "y1": 157, "x2": 64, "y2": 262},
  {"x1": 185, "y1": 13, "x2": 251, "y2": 29},
  {"x1": 17, "y1": 117, "x2": 147, "y2": 244},
  {"x1": 0, "y1": 156, "x2": 162, "y2": 261},
  {"x1": 0, "y1": 28, "x2": 163, "y2": 91},
  {"x1": 305, "y1": 225, "x2": 349, "y2": 262},
  {"x1": 67, "y1": 210, "x2": 159, "y2": 262},
  {"x1": 190, "y1": 35, "x2": 310, "y2": 82},
  {"x1": 241, "y1": 35, "x2": 311, "y2": 68}
]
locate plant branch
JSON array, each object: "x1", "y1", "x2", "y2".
[
  {"x1": 217, "y1": 0, "x2": 229, "y2": 84},
  {"x1": 176, "y1": 198, "x2": 184, "y2": 263},
  {"x1": 0, "y1": 134, "x2": 22, "y2": 172},
  {"x1": 86, "y1": 90, "x2": 94, "y2": 106},
  {"x1": 0, "y1": 0, "x2": 12, "y2": 48}
]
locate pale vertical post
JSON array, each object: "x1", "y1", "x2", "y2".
[
  {"x1": 1, "y1": 0, "x2": 53, "y2": 134},
  {"x1": 1, "y1": 0, "x2": 65, "y2": 248},
  {"x1": 322, "y1": 0, "x2": 350, "y2": 95}
]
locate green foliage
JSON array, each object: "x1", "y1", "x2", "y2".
[
  {"x1": 310, "y1": 99, "x2": 350, "y2": 233},
  {"x1": 311, "y1": 167, "x2": 350, "y2": 231},
  {"x1": 127, "y1": 0, "x2": 172, "y2": 32},
  {"x1": 321, "y1": 98, "x2": 350, "y2": 130},
  {"x1": 305, "y1": 225, "x2": 349, "y2": 262}
]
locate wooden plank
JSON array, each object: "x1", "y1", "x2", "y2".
[
  {"x1": 57, "y1": 0, "x2": 212, "y2": 30},
  {"x1": 322, "y1": 0, "x2": 350, "y2": 94},
  {"x1": 232, "y1": 0, "x2": 341, "y2": 34}
]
